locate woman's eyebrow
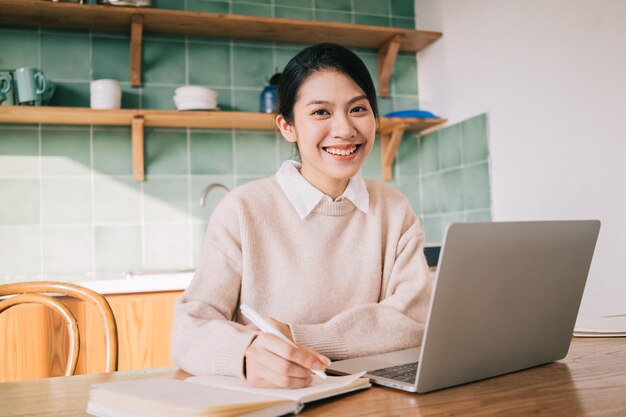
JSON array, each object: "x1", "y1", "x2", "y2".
[{"x1": 305, "y1": 95, "x2": 368, "y2": 107}]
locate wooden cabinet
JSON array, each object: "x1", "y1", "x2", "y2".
[{"x1": 0, "y1": 290, "x2": 182, "y2": 382}]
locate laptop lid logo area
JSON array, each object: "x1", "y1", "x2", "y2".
[{"x1": 415, "y1": 220, "x2": 600, "y2": 393}]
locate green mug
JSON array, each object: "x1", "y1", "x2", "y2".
[
  {"x1": 15, "y1": 67, "x2": 47, "y2": 104},
  {"x1": 0, "y1": 71, "x2": 15, "y2": 105}
]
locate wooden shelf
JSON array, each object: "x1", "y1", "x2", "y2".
[
  {"x1": 0, "y1": 106, "x2": 446, "y2": 181},
  {"x1": 0, "y1": 0, "x2": 442, "y2": 95}
]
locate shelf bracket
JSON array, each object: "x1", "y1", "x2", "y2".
[
  {"x1": 377, "y1": 34, "x2": 403, "y2": 98},
  {"x1": 131, "y1": 115, "x2": 145, "y2": 181},
  {"x1": 380, "y1": 122, "x2": 408, "y2": 181},
  {"x1": 130, "y1": 14, "x2": 144, "y2": 87}
]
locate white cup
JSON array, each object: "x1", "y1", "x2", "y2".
[{"x1": 90, "y1": 79, "x2": 121, "y2": 109}]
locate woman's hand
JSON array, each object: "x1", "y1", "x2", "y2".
[{"x1": 244, "y1": 319, "x2": 330, "y2": 388}]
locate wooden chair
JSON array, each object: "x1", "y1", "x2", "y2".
[{"x1": 0, "y1": 281, "x2": 118, "y2": 377}]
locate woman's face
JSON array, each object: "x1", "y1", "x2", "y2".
[{"x1": 277, "y1": 69, "x2": 376, "y2": 198}]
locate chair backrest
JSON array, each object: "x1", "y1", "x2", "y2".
[{"x1": 0, "y1": 281, "x2": 118, "y2": 376}]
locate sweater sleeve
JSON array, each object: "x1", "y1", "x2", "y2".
[
  {"x1": 170, "y1": 195, "x2": 257, "y2": 378},
  {"x1": 290, "y1": 212, "x2": 433, "y2": 360}
]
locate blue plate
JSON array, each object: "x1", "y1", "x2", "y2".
[{"x1": 384, "y1": 109, "x2": 439, "y2": 119}]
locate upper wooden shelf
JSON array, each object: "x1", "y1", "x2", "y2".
[
  {"x1": 0, "y1": 0, "x2": 442, "y2": 95},
  {"x1": 0, "y1": 0, "x2": 441, "y2": 52},
  {"x1": 0, "y1": 106, "x2": 446, "y2": 182}
]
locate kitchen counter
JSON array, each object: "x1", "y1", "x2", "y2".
[{"x1": 75, "y1": 271, "x2": 193, "y2": 295}]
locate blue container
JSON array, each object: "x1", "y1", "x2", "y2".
[{"x1": 260, "y1": 84, "x2": 277, "y2": 113}]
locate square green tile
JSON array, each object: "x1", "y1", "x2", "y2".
[
  {"x1": 392, "y1": 17, "x2": 415, "y2": 29},
  {"x1": 41, "y1": 33, "x2": 90, "y2": 81},
  {"x1": 0, "y1": 128, "x2": 39, "y2": 176},
  {"x1": 233, "y1": 88, "x2": 262, "y2": 112},
  {"x1": 440, "y1": 212, "x2": 465, "y2": 234},
  {"x1": 462, "y1": 113, "x2": 489, "y2": 163},
  {"x1": 235, "y1": 176, "x2": 265, "y2": 186},
  {"x1": 315, "y1": 10, "x2": 352, "y2": 23},
  {"x1": 121, "y1": 84, "x2": 140, "y2": 109},
  {"x1": 144, "y1": 129, "x2": 188, "y2": 175},
  {"x1": 235, "y1": 131, "x2": 277, "y2": 175},
  {"x1": 391, "y1": 0, "x2": 414, "y2": 17},
  {"x1": 275, "y1": 7, "x2": 313, "y2": 21},
  {"x1": 48, "y1": 82, "x2": 90, "y2": 107},
  {"x1": 42, "y1": 226, "x2": 93, "y2": 274},
  {"x1": 143, "y1": 40, "x2": 186, "y2": 84},
  {"x1": 377, "y1": 95, "x2": 394, "y2": 116},
  {"x1": 354, "y1": 0, "x2": 388, "y2": 15},
  {"x1": 188, "y1": 42, "x2": 231, "y2": 87},
  {"x1": 232, "y1": 3, "x2": 272, "y2": 17},
  {"x1": 422, "y1": 215, "x2": 443, "y2": 244},
  {"x1": 0, "y1": 29, "x2": 40, "y2": 69},
  {"x1": 392, "y1": 176, "x2": 421, "y2": 213},
  {"x1": 421, "y1": 174, "x2": 440, "y2": 215},
  {"x1": 153, "y1": 0, "x2": 185, "y2": 9},
  {"x1": 95, "y1": 225, "x2": 142, "y2": 271},
  {"x1": 211, "y1": 88, "x2": 232, "y2": 110},
  {"x1": 191, "y1": 176, "x2": 234, "y2": 222},
  {"x1": 0, "y1": 226, "x2": 41, "y2": 275},
  {"x1": 355, "y1": 14, "x2": 390, "y2": 27},
  {"x1": 93, "y1": 127, "x2": 133, "y2": 175},
  {"x1": 466, "y1": 209, "x2": 492, "y2": 222},
  {"x1": 190, "y1": 131, "x2": 233, "y2": 175},
  {"x1": 41, "y1": 128, "x2": 91, "y2": 175},
  {"x1": 396, "y1": 133, "x2": 419, "y2": 175},
  {"x1": 418, "y1": 131, "x2": 439, "y2": 174},
  {"x1": 187, "y1": 0, "x2": 229, "y2": 13},
  {"x1": 233, "y1": 45, "x2": 273, "y2": 88},
  {"x1": 360, "y1": 138, "x2": 381, "y2": 178},
  {"x1": 141, "y1": 85, "x2": 177, "y2": 110},
  {"x1": 143, "y1": 177, "x2": 189, "y2": 223},
  {"x1": 393, "y1": 95, "x2": 420, "y2": 111},
  {"x1": 92, "y1": 36, "x2": 130, "y2": 82},
  {"x1": 41, "y1": 178, "x2": 92, "y2": 225},
  {"x1": 93, "y1": 176, "x2": 141, "y2": 223},
  {"x1": 275, "y1": 0, "x2": 310, "y2": 6},
  {"x1": 276, "y1": 47, "x2": 302, "y2": 73},
  {"x1": 437, "y1": 123, "x2": 462, "y2": 170},
  {"x1": 0, "y1": 179, "x2": 39, "y2": 225},
  {"x1": 359, "y1": 52, "x2": 380, "y2": 92},
  {"x1": 462, "y1": 162, "x2": 491, "y2": 211},
  {"x1": 315, "y1": 0, "x2": 351, "y2": 12},
  {"x1": 144, "y1": 224, "x2": 191, "y2": 270},
  {"x1": 392, "y1": 56, "x2": 418, "y2": 95},
  {"x1": 439, "y1": 168, "x2": 463, "y2": 213}
]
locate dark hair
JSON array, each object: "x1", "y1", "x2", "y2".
[{"x1": 277, "y1": 43, "x2": 379, "y2": 125}]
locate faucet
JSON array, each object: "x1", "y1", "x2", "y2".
[{"x1": 199, "y1": 182, "x2": 229, "y2": 207}]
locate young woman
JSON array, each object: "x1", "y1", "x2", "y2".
[{"x1": 171, "y1": 43, "x2": 432, "y2": 389}]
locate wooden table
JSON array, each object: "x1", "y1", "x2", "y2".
[{"x1": 1, "y1": 338, "x2": 625, "y2": 417}]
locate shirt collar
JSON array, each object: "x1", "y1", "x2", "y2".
[{"x1": 276, "y1": 160, "x2": 369, "y2": 219}]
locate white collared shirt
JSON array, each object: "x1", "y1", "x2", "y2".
[{"x1": 275, "y1": 160, "x2": 369, "y2": 219}]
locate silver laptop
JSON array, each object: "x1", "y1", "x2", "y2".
[{"x1": 327, "y1": 220, "x2": 601, "y2": 393}]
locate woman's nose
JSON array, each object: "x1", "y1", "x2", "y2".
[{"x1": 331, "y1": 113, "x2": 356, "y2": 138}]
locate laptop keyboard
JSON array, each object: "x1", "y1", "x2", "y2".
[{"x1": 367, "y1": 362, "x2": 418, "y2": 384}]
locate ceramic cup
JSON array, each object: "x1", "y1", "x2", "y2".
[
  {"x1": 90, "y1": 79, "x2": 121, "y2": 109},
  {"x1": 15, "y1": 67, "x2": 47, "y2": 104},
  {"x1": 0, "y1": 71, "x2": 14, "y2": 105}
]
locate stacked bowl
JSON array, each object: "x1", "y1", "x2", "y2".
[{"x1": 173, "y1": 86, "x2": 218, "y2": 110}]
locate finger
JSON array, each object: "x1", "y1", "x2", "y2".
[
  {"x1": 257, "y1": 333, "x2": 327, "y2": 372},
  {"x1": 251, "y1": 335, "x2": 311, "y2": 378}
]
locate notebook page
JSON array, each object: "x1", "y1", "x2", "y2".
[{"x1": 186, "y1": 372, "x2": 368, "y2": 402}]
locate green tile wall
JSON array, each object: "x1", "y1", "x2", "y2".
[{"x1": 0, "y1": 0, "x2": 491, "y2": 280}]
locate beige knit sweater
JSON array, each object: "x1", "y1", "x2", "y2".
[{"x1": 171, "y1": 176, "x2": 432, "y2": 378}]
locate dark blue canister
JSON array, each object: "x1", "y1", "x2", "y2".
[{"x1": 260, "y1": 84, "x2": 277, "y2": 113}]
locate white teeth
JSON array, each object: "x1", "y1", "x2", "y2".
[{"x1": 325, "y1": 145, "x2": 358, "y2": 156}]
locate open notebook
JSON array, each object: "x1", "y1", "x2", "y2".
[{"x1": 87, "y1": 372, "x2": 369, "y2": 417}]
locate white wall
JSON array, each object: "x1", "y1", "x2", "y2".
[{"x1": 415, "y1": 0, "x2": 626, "y2": 317}]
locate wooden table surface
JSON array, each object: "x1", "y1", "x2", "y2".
[{"x1": 1, "y1": 338, "x2": 625, "y2": 417}]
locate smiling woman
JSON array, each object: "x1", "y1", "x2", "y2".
[{"x1": 171, "y1": 43, "x2": 432, "y2": 390}]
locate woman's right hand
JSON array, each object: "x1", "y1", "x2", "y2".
[{"x1": 244, "y1": 333, "x2": 330, "y2": 388}]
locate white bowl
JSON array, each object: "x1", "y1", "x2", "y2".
[
  {"x1": 91, "y1": 97, "x2": 121, "y2": 109},
  {"x1": 173, "y1": 95, "x2": 217, "y2": 110},
  {"x1": 175, "y1": 85, "x2": 218, "y2": 99},
  {"x1": 91, "y1": 79, "x2": 121, "y2": 94}
]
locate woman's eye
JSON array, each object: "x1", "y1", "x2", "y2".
[
  {"x1": 351, "y1": 105, "x2": 368, "y2": 113},
  {"x1": 312, "y1": 109, "x2": 330, "y2": 116}
]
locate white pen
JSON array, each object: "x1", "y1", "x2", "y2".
[{"x1": 240, "y1": 303, "x2": 328, "y2": 379}]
